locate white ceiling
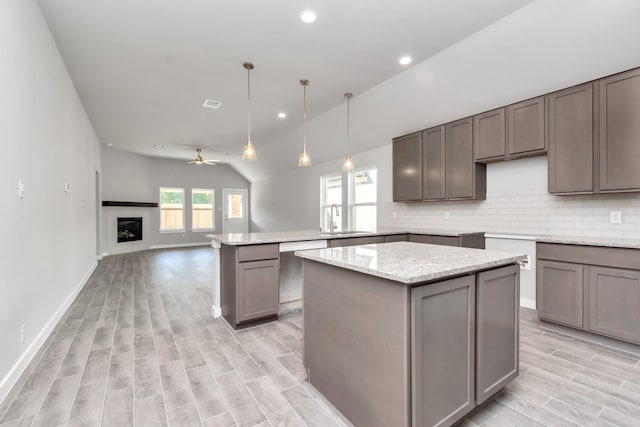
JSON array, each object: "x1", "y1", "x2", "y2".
[{"x1": 37, "y1": 0, "x2": 533, "y2": 179}]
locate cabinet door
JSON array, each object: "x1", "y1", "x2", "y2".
[
  {"x1": 547, "y1": 83, "x2": 594, "y2": 194},
  {"x1": 422, "y1": 126, "x2": 446, "y2": 200},
  {"x1": 536, "y1": 260, "x2": 584, "y2": 328},
  {"x1": 237, "y1": 259, "x2": 280, "y2": 323},
  {"x1": 474, "y1": 108, "x2": 506, "y2": 161},
  {"x1": 477, "y1": 265, "x2": 519, "y2": 404},
  {"x1": 599, "y1": 68, "x2": 640, "y2": 191},
  {"x1": 411, "y1": 276, "x2": 475, "y2": 427},
  {"x1": 393, "y1": 132, "x2": 422, "y2": 201},
  {"x1": 446, "y1": 118, "x2": 474, "y2": 199},
  {"x1": 589, "y1": 266, "x2": 640, "y2": 343},
  {"x1": 506, "y1": 96, "x2": 546, "y2": 156}
]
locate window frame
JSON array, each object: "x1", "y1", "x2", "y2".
[
  {"x1": 348, "y1": 166, "x2": 378, "y2": 231},
  {"x1": 191, "y1": 188, "x2": 215, "y2": 232},
  {"x1": 159, "y1": 187, "x2": 186, "y2": 233},
  {"x1": 320, "y1": 173, "x2": 343, "y2": 232}
]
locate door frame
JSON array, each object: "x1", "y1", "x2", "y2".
[{"x1": 222, "y1": 188, "x2": 249, "y2": 234}]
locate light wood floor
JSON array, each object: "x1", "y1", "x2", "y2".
[{"x1": 1, "y1": 248, "x2": 640, "y2": 427}]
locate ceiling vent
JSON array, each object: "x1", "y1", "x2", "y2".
[{"x1": 202, "y1": 99, "x2": 222, "y2": 109}]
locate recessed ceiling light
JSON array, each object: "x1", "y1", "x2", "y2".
[
  {"x1": 300, "y1": 10, "x2": 317, "y2": 23},
  {"x1": 277, "y1": 112, "x2": 287, "y2": 118},
  {"x1": 399, "y1": 56, "x2": 412, "y2": 65}
]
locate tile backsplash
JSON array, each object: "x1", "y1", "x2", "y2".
[{"x1": 382, "y1": 156, "x2": 640, "y2": 239}]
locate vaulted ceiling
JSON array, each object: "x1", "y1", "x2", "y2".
[{"x1": 37, "y1": 0, "x2": 533, "y2": 180}]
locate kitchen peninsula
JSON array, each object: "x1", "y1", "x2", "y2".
[
  {"x1": 296, "y1": 242, "x2": 525, "y2": 427},
  {"x1": 207, "y1": 228, "x2": 485, "y2": 328}
]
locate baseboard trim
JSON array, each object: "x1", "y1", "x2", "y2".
[
  {"x1": 0, "y1": 261, "x2": 98, "y2": 405},
  {"x1": 96, "y1": 251, "x2": 108, "y2": 260},
  {"x1": 520, "y1": 297, "x2": 536, "y2": 310},
  {"x1": 149, "y1": 242, "x2": 210, "y2": 250}
]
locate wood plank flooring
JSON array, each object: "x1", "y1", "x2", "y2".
[{"x1": 1, "y1": 247, "x2": 640, "y2": 426}]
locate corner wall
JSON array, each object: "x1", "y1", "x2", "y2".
[{"x1": 0, "y1": 0, "x2": 102, "y2": 403}]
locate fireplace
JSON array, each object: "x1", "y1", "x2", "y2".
[{"x1": 117, "y1": 217, "x2": 142, "y2": 243}]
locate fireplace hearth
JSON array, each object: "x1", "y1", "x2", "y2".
[{"x1": 117, "y1": 217, "x2": 143, "y2": 243}]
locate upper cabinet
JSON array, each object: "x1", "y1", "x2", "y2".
[
  {"x1": 392, "y1": 132, "x2": 422, "y2": 202},
  {"x1": 506, "y1": 96, "x2": 546, "y2": 157},
  {"x1": 446, "y1": 118, "x2": 485, "y2": 200},
  {"x1": 473, "y1": 108, "x2": 506, "y2": 162},
  {"x1": 547, "y1": 83, "x2": 594, "y2": 194},
  {"x1": 422, "y1": 126, "x2": 446, "y2": 200},
  {"x1": 599, "y1": 68, "x2": 640, "y2": 192}
]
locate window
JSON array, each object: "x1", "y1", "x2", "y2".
[
  {"x1": 192, "y1": 189, "x2": 214, "y2": 231},
  {"x1": 349, "y1": 168, "x2": 377, "y2": 231},
  {"x1": 159, "y1": 187, "x2": 185, "y2": 232},
  {"x1": 320, "y1": 174, "x2": 343, "y2": 232}
]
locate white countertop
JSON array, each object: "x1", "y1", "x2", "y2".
[
  {"x1": 536, "y1": 235, "x2": 640, "y2": 249},
  {"x1": 294, "y1": 242, "x2": 525, "y2": 285},
  {"x1": 207, "y1": 227, "x2": 484, "y2": 246}
]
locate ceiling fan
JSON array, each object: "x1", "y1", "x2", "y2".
[{"x1": 188, "y1": 148, "x2": 218, "y2": 165}]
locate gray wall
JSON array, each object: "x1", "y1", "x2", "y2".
[
  {"x1": 101, "y1": 147, "x2": 250, "y2": 254},
  {"x1": 251, "y1": 1, "x2": 640, "y2": 236},
  {"x1": 0, "y1": 0, "x2": 102, "y2": 401}
]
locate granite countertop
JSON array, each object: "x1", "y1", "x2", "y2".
[
  {"x1": 206, "y1": 227, "x2": 484, "y2": 246},
  {"x1": 294, "y1": 241, "x2": 525, "y2": 285},
  {"x1": 536, "y1": 235, "x2": 640, "y2": 249}
]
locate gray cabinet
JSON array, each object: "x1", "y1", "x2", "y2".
[
  {"x1": 384, "y1": 234, "x2": 407, "y2": 243},
  {"x1": 506, "y1": 96, "x2": 546, "y2": 157},
  {"x1": 599, "y1": 68, "x2": 640, "y2": 192},
  {"x1": 476, "y1": 265, "x2": 519, "y2": 404},
  {"x1": 393, "y1": 132, "x2": 422, "y2": 202},
  {"x1": 408, "y1": 233, "x2": 485, "y2": 249},
  {"x1": 589, "y1": 266, "x2": 640, "y2": 342},
  {"x1": 328, "y1": 236, "x2": 385, "y2": 248},
  {"x1": 473, "y1": 108, "x2": 506, "y2": 162},
  {"x1": 537, "y1": 242, "x2": 640, "y2": 345},
  {"x1": 411, "y1": 276, "x2": 475, "y2": 427},
  {"x1": 422, "y1": 126, "x2": 446, "y2": 200},
  {"x1": 536, "y1": 260, "x2": 584, "y2": 328},
  {"x1": 221, "y1": 243, "x2": 280, "y2": 329},
  {"x1": 547, "y1": 83, "x2": 594, "y2": 194},
  {"x1": 446, "y1": 118, "x2": 478, "y2": 199}
]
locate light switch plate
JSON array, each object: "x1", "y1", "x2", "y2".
[
  {"x1": 610, "y1": 211, "x2": 622, "y2": 224},
  {"x1": 18, "y1": 180, "x2": 25, "y2": 198}
]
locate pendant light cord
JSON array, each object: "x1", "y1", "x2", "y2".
[
  {"x1": 303, "y1": 83, "x2": 307, "y2": 151},
  {"x1": 247, "y1": 67, "x2": 251, "y2": 143},
  {"x1": 347, "y1": 94, "x2": 350, "y2": 153}
]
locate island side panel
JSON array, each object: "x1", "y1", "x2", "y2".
[
  {"x1": 220, "y1": 243, "x2": 237, "y2": 326},
  {"x1": 302, "y1": 259, "x2": 410, "y2": 427}
]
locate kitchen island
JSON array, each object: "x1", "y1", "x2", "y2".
[
  {"x1": 295, "y1": 242, "x2": 525, "y2": 427},
  {"x1": 207, "y1": 228, "x2": 485, "y2": 329}
]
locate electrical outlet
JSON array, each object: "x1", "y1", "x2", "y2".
[
  {"x1": 392, "y1": 211, "x2": 398, "y2": 219},
  {"x1": 610, "y1": 211, "x2": 622, "y2": 224},
  {"x1": 18, "y1": 180, "x2": 25, "y2": 198},
  {"x1": 20, "y1": 324, "x2": 25, "y2": 344},
  {"x1": 444, "y1": 211, "x2": 450, "y2": 220}
]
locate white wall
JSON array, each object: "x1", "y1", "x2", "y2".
[
  {"x1": 251, "y1": 0, "x2": 640, "y2": 236},
  {"x1": 0, "y1": 0, "x2": 102, "y2": 402},
  {"x1": 101, "y1": 147, "x2": 250, "y2": 254}
]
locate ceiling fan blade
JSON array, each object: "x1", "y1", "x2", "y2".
[
  {"x1": 187, "y1": 160, "x2": 196, "y2": 164},
  {"x1": 203, "y1": 161, "x2": 217, "y2": 165}
]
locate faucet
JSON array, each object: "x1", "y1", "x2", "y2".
[{"x1": 329, "y1": 204, "x2": 340, "y2": 232}]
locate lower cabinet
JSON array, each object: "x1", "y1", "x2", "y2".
[
  {"x1": 412, "y1": 264, "x2": 519, "y2": 426},
  {"x1": 537, "y1": 243, "x2": 640, "y2": 344},
  {"x1": 221, "y1": 243, "x2": 280, "y2": 329},
  {"x1": 237, "y1": 259, "x2": 280, "y2": 323},
  {"x1": 537, "y1": 260, "x2": 584, "y2": 328}
]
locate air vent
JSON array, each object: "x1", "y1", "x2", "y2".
[{"x1": 202, "y1": 99, "x2": 222, "y2": 109}]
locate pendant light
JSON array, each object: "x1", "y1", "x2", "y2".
[
  {"x1": 242, "y1": 62, "x2": 257, "y2": 161},
  {"x1": 342, "y1": 92, "x2": 354, "y2": 171},
  {"x1": 298, "y1": 79, "x2": 312, "y2": 167}
]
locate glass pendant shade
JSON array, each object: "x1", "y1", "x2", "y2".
[
  {"x1": 298, "y1": 79, "x2": 311, "y2": 167},
  {"x1": 299, "y1": 149, "x2": 312, "y2": 167},
  {"x1": 242, "y1": 142, "x2": 256, "y2": 161},
  {"x1": 243, "y1": 62, "x2": 257, "y2": 161},
  {"x1": 342, "y1": 154, "x2": 354, "y2": 171}
]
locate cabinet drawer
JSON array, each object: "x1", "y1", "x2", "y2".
[
  {"x1": 408, "y1": 234, "x2": 458, "y2": 247},
  {"x1": 384, "y1": 234, "x2": 407, "y2": 243},
  {"x1": 328, "y1": 236, "x2": 385, "y2": 248},
  {"x1": 237, "y1": 244, "x2": 279, "y2": 262}
]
